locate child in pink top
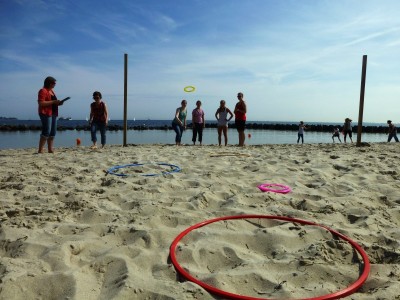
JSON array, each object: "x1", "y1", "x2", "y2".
[{"x1": 192, "y1": 100, "x2": 205, "y2": 145}]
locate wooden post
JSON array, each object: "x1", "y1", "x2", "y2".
[
  {"x1": 356, "y1": 55, "x2": 367, "y2": 147},
  {"x1": 123, "y1": 54, "x2": 128, "y2": 146}
]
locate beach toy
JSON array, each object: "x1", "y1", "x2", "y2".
[
  {"x1": 170, "y1": 214, "x2": 370, "y2": 300},
  {"x1": 258, "y1": 183, "x2": 291, "y2": 194},
  {"x1": 184, "y1": 86, "x2": 196, "y2": 92},
  {"x1": 106, "y1": 162, "x2": 181, "y2": 177},
  {"x1": 76, "y1": 138, "x2": 81, "y2": 146}
]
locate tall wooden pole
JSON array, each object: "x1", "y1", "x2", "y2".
[
  {"x1": 123, "y1": 54, "x2": 128, "y2": 147},
  {"x1": 356, "y1": 55, "x2": 367, "y2": 147}
]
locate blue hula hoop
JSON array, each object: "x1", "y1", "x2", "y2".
[{"x1": 106, "y1": 163, "x2": 181, "y2": 177}]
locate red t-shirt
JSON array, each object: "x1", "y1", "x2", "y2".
[
  {"x1": 38, "y1": 88, "x2": 55, "y2": 116},
  {"x1": 234, "y1": 101, "x2": 246, "y2": 121}
]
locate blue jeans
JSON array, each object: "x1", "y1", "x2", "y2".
[
  {"x1": 91, "y1": 121, "x2": 107, "y2": 145},
  {"x1": 172, "y1": 122, "x2": 184, "y2": 143},
  {"x1": 39, "y1": 114, "x2": 57, "y2": 138},
  {"x1": 388, "y1": 133, "x2": 399, "y2": 142},
  {"x1": 297, "y1": 133, "x2": 304, "y2": 144}
]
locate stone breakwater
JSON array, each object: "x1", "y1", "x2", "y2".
[{"x1": 0, "y1": 123, "x2": 389, "y2": 133}]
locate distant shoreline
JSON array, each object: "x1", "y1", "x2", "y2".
[{"x1": 0, "y1": 117, "x2": 18, "y2": 120}]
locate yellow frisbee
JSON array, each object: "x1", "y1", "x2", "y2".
[{"x1": 184, "y1": 86, "x2": 196, "y2": 92}]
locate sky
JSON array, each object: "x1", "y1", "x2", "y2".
[{"x1": 1, "y1": 0, "x2": 400, "y2": 123}]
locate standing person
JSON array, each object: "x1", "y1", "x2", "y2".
[
  {"x1": 37, "y1": 76, "x2": 65, "y2": 153},
  {"x1": 297, "y1": 121, "x2": 308, "y2": 144},
  {"x1": 332, "y1": 126, "x2": 342, "y2": 143},
  {"x1": 343, "y1": 118, "x2": 353, "y2": 143},
  {"x1": 89, "y1": 91, "x2": 108, "y2": 149},
  {"x1": 215, "y1": 100, "x2": 233, "y2": 146},
  {"x1": 172, "y1": 100, "x2": 187, "y2": 146},
  {"x1": 192, "y1": 100, "x2": 205, "y2": 146},
  {"x1": 387, "y1": 120, "x2": 399, "y2": 142},
  {"x1": 234, "y1": 92, "x2": 247, "y2": 146}
]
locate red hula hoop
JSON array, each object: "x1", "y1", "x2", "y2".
[
  {"x1": 169, "y1": 215, "x2": 370, "y2": 300},
  {"x1": 258, "y1": 183, "x2": 291, "y2": 194}
]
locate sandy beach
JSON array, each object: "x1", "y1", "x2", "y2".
[{"x1": 0, "y1": 143, "x2": 399, "y2": 299}]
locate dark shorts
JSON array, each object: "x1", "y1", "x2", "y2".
[
  {"x1": 344, "y1": 130, "x2": 352, "y2": 138},
  {"x1": 235, "y1": 120, "x2": 246, "y2": 132}
]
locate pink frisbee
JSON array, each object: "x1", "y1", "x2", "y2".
[{"x1": 258, "y1": 183, "x2": 291, "y2": 194}]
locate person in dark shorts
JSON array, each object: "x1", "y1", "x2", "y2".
[
  {"x1": 343, "y1": 118, "x2": 353, "y2": 143},
  {"x1": 234, "y1": 92, "x2": 247, "y2": 146},
  {"x1": 192, "y1": 100, "x2": 205, "y2": 145}
]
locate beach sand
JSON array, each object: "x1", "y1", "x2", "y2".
[{"x1": 0, "y1": 143, "x2": 399, "y2": 299}]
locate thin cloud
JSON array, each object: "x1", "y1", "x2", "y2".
[{"x1": 342, "y1": 27, "x2": 400, "y2": 48}]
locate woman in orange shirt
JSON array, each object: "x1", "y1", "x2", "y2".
[{"x1": 37, "y1": 76, "x2": 64, "y2": 153}]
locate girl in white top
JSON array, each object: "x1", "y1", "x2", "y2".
[{"x1": 215, "y1": 100, "x2": 233, "y2": 146}]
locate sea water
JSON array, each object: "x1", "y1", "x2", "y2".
[{"x1": 0, "y1": 127, "x2": 388, "y2": 150}]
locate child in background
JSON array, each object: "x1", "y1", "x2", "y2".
[
  {"x1": 332, "y1": 127, "x2": 342, "y2": 143},
  {"x1": 387, "y1": 120, "x2": 399, "y2": 142},
  {"x1": 297, "y1": 121, "x2": 308, "y2": 144}
]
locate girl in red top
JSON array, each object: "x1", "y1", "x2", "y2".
[
  {"x1": 89, "y1": 91, "x2": 108, "y2": 149},
  {"x1": 234, "y1": 92, "x2": 247, "y2": 146}
]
